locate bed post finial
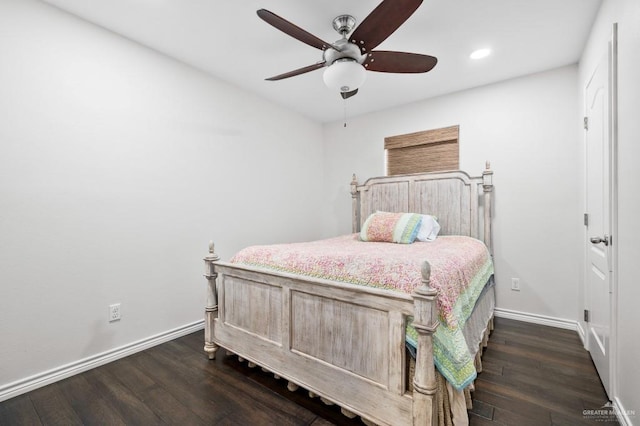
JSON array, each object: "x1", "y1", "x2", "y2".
[
  {"x1": 203, "y1": 240, "x2": 220, "y2": 360},
  {"x1": 421, "y1": 261, "x2": 431, "y2": 286},
  {"x1": 482, "y1": 162, "x2": 493, "y2": 255},
  {"x1": 351, "y1": 174, "x2": 360, "y2": 234},
  {"x1": 412, "y1": 260, "x2": 438, "y2": 425},
  {"x1": 482, "y1": 161, "x2": 493, "y2": 190}
]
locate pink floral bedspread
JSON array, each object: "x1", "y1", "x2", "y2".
[{"x1": 230, "y1": 234, "x2": 492, "y2": 329}]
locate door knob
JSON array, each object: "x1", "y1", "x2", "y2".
[{"x1": 590, "y1": 235, "x2": 610, "y2": 246}]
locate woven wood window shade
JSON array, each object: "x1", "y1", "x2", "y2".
[{"x1": 385, "y1": 125, "x2": 459, "y2": 175}]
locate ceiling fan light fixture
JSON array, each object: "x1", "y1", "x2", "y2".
[{"x1": 323, "y1": 59, "x2": 367, "y2": 93}]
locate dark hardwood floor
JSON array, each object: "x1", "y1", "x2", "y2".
[
  {"x1": 0, "y1": 318, "x2": 617, "y2": 425},
  {"x1": 468, "y1": 318, "x2": 617, "y2": 425}
]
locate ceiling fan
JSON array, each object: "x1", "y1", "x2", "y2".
[{"x1": 257, "y1": 0, "x2": 438, "y2": 99}]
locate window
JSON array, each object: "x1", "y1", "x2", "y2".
[{"x1": 385, "y1": 125, "x2": 459, "y2": 175}]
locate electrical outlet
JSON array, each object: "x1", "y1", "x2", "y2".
[
  {"x1": 511, "y1": 278, "x2": 520, "y2": 291},
  {"x1": 109, "y1": 303, "x2": 121, "y2": 322}
]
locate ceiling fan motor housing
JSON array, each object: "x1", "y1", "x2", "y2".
[{"x1": 323, "y1": 39, "x2": 367, "y2": 66}]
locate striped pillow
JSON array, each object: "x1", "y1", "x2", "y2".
[{"x1": 360, "y1": 212, "x2": 423, "y2": 244}]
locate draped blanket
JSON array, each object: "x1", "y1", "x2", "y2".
[{"x1": 230, "y1": 234, "x2": 494, "y2": 390}]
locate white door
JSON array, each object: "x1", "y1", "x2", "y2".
[{"x1": 584, "y1": 27, "x2": 617, "y2": 398}]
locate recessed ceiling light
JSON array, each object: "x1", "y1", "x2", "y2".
[{"x1": 470, "y1": 48, "x2": 491, "y2": 60}]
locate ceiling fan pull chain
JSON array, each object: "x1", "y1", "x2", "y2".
[{"x1": 343, "y1": 98, "x2": 348, "y2": 127}]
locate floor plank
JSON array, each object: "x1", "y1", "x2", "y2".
[
  {"x1": 0, "y1": 394, "x2": 42, "y2": 426},
  {"x1": 0, "y1": 317, "x2": 615, "y2": 425},
  {"x1": 82, "y1": 367, "x2": 163, "y2": 425},
  {"x1": 56, "y1": 374, "x2": 127, "y2": 426},
  {"x1": 29, "y1": 383, "x2": 82, "y2": 426}
]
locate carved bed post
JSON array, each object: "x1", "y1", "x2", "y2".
[
  {"x1": 351, "y1": 174, "x2": 360, "y2": 233},
  {"x1": 203, "y1": 241, "x2": 220, "y2": 360},
  {"x1": 411, "y1": 261, "x2": 439, "y2": 426},
  {"x1": 482, "y1": 161, "x2": 494, "y2": 254}
]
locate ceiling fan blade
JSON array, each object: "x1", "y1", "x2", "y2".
[
  {"x1": 340, "y1": 89, "x2": 358, "y2": 99},
  {"x1": 265, "y1": 62, "x2": 326, "y2": 81},
  {"x1": 364, "y1": 51, "x2": 437, "y2": 73},
  {"x1": 350, "y1": 0, "x2": 422, "y2": 53},
  {"x1": 257, "y1": 9, "x2": 333, "y2": 51}
]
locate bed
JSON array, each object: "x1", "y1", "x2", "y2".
[{"x1": 202, "y1": 164, "x2": 494, "y2": 426}]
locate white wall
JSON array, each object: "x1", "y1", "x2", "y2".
[
  {"x1": 0, "y1": 0, "x2": 324, "y2": 394},
  {"x1": 322, "y1": 66, "x2": 582, "y2": 323},
  {"x1": 579, "y1": 0, "x2": 640, "y2": 422}
]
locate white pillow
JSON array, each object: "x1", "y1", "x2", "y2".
[{"x1": 415, "y1": 215, "x2": 441, "y2": 242}]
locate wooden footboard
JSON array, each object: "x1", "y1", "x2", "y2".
[{"x1": 203, "y1": 246, "x2": 439, "y2": 426}]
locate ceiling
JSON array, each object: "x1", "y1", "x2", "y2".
[{"x1": 41, "y1": 0, "x2": 602, "y2": 123}]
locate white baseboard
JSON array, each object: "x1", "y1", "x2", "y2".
[
  {"x1": 575, "y1": 319, "x2": 587, "y2": 346},
  {"x1": 494, "y1": 308, "x2": 579, "y2": 332},
  {"x1": 0, "y1": 320, "x2": 204, "y2": 403},
  {"x1": 614, "y1": 397, "x2": 635, "y2": 426}
]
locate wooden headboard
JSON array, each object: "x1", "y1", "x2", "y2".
[{"x1": 351, "y1": 163, "x2": 494, "y2": 252}]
